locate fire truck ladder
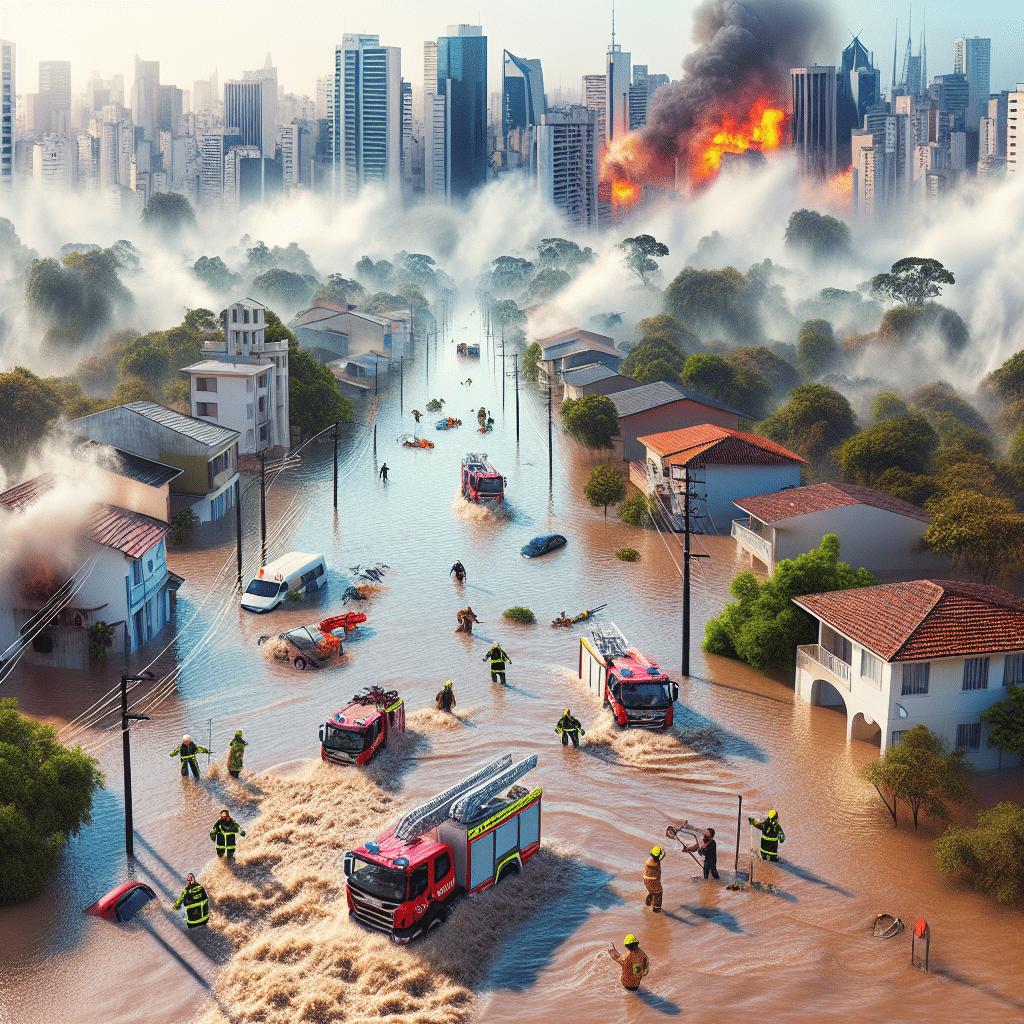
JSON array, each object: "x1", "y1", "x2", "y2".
[
  {"x1": 589, "y1": 622, "x2": 630, "y2": 661},
  {"x1": 394, "y1": 754, "x2": 514, "y2": 841},
  {"x1": 450, "y1": 754, "x2": 538, "y2": 822},
  {"x1": 463, "y1": 453, "x2": 491, "y2": 474}
]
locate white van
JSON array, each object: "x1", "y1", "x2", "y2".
[{"x1": 241, "y1": 552, "x2": 328, "y2": 613}]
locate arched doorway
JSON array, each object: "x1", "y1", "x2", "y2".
[
  {"x1": 850, "y1": 712, "x2": 882, "y2": 747},
  {"x1": 809, "y1": 678, "x2": 848, "y2": 719}
]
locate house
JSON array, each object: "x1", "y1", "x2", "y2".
[
  {"x1": 561, "y1": 363, "x2": 644, "y2": 401},
  {"x1": 67, "y1": 402, "x2": 240, "y2": 523},
  {"x1": 609, "y1": 381, "x2": 746, "y2": 463},
  {"x1": 731, "y1": 482, "x2": 950, "y2": 577},
  {"x1": 792, "y1": 580, "x2": 1024, "y2": 768},
  {"x1": 290, "y1": 305, "x2": 353, "y2": 363},
  {"x1": 181, "y1": 298, "x2": 289, "y2": 454},
  {"x1": 329, "y1": 352, "x2": 391, "y2": 398},
  {"x1": 536, "y1": 328, "x2": 622, "y2": 387},
  {"x1": 0, "y1": 474, "x2": 180, "y2": 669},
  {"x1": 291, "y1": 305, "x2": 412, "y2": 365},
  {"x1": 636, "y1": 425, "x2": 804, "y2": 534}
]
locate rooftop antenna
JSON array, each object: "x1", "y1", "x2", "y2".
[
  {"x1": 612, "y1": 0, "x2": 616, "y2": 47},
  {"x1": 920, "y1": 11, "x2": 927, "y2": 92},
  {"x1": 891, "y1": 17, "x2": 898, "y2": 99}
]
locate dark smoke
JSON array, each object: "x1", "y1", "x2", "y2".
[{"x1": 633, "y1": 0, "x2": 836, "y2": 163}]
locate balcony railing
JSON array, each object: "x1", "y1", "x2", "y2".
[
  {"x1": 797, "y1": 644, "x2": 851, "y2": 690},
  {"x1": 731, "y1": 518, "x2": 774, "y2": 566}
]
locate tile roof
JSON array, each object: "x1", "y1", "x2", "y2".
[
  {"x1": 793, "y1": 580, "x2": 1024, "y2": 662},
  {"x1": 0, "y1": 474, "x2": 168, "y2": 557},
  {"x1": 609, "y1": 380, "x2": 745, "y2": 420},
  {"x1": 734, "y1": 482, "x2": 930, "y2": 524},
  {"x1": 638, "y1": 424, "x2": 805, "y2": 467},
  {"x1": 123, "y1": 401, "x2": 239, "y2": 448},
  {"x1": 561, "y1": 363, "x2": 620, "y2": 387}
]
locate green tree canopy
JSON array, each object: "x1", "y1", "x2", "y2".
[
  {"x1": 537, "y1": 238, "x2": 594, "y2": 270},
  {"x1": 561, "y1": 395, "x2": 620, "y2": 448},
  {"x1": 759, "y1": 383, "x2": 857, "y2": 475},
  {"x1": 252, "y1": 268, "x2": 313, "y2": 310},
  {"x1": 0, "y1": 368, "x2": 64, "y2": 471},
  {"x1": 193, "y1": 255, "x2": 241, "y2": 292},
  {"x1": 878, "y1": 305, "x2": 925, "y2": 342},
  {"x1": 618, "y1": 491, "x2": 655, "y2": 527},
  {"x1": 725, "y1": 346, "x2": 801, "y2": 399},
  {"x1": 909, "y1": 381, "x2": 990, "y2": 437},
  {"x1": 664, "y1": 266, "x2": 751, "y2": 343},
  {"x1": 141, "y1": 192, "x2": 196, "y2": 234},
  {"x1": 864, "y1": 724, "x2": 973, "y2": 829},
  {"x1": 871, "y1": 257, "x2": 955, "y2": 307},
  {"x1": 703, "y1": 534, "x2": 876, "y2": 670},
  {"x1": 362, "y1": 291, "x2": 406, "y2": 315},
  {"x1": 784, "y1": 209, "x2": 852, "y2": 261},
  {"x1": 980, "y1": 686, "x2": 1024, "y2": 763},
  {"x1": 922, "y1": 490, "x2": 1024, "y2": 584},
  {"x1": 797, "y1": 330, "x2": 839, "y2": 379},
  {"x1": 118, "y1": 345, "x2": 170, "y2": 388},
  {"x1": 313, "y1": 274, "x2": 365, "y2": 308},
  {"x1": 525, "y1": 267, "x2": 571, "y2": 303},
  {"x1": 837, "y1": 415, "x2": 939, "y2": 485},
  {"x1": 635, "y1": 313, "x2": 700, "y2": 351},
  {"x1": 288, "y1": 346, "x2": 353, "y2": 441},
  {"x1": 584, "y1": 464, "x2": 626, "y2": 514},
  {"x1": 619, "y1": 234, "x2": 670, "y2": 285},
  {"x1": 980, "y1": 349, "x2": 1024, "y2": 408},
  {"x1": 523, "y1": 341, "x2": 541, "y2": 381},
  {"x1": 184, "y1": 307, "x2": 218, "y2": 332},
  {"x1": 491, "y1": 299, "x2": 526, "y2": 329},
  {"x1": 620, "y1": 335, "x2": 689, "y2": 384},
  {"x1": 680, "y1": 353, "x2": 772, "y2": 419},
  {"x1": 0, "y1": 698, "x2": 104, "y2": 905},
  {"x1": 491, "y1": 255, "x2": 535, "y2": 295},
  {"x1": 936, "y1": 802, "x2": 1024, "y2": 905},
  {"x1": 870, "y1": 391, "x2": 910, "y2": 423}
]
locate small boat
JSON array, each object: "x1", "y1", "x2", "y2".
[
  {"x1": 551, "y1": 604, "x2": 607, "y2": 628},
  {"x1": 456, "y1": 343, "x2": 469, "y2": 355},
  {"x1": 84, "y1": 881, "x2": 157, "y2": 922},
  {"x1": 400, "y1": 434, "x2": 435, "y2": 449},
  {"x1": 436, "y1": 417, "x2": 463, "y2": 430},
  {"x1": 872, "y1": 914, "x2": 904, "y2": 938}
]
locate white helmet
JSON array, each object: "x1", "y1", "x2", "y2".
[{"x1": 183, "y1": 734, "x2": 191, "y2": 743}]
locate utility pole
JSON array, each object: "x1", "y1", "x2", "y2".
[
  {"x1": 399, "y1": 355, "x2": 404, "y2": 412},
  {"x1": 501, "y1": 325, "x2": 505, "y2": 413},
  {"x1": 121, "y1": 670, "x2": 154, "y2": 858},
  {"x1": 234, "y1": 478, "x2": 242, "y2": 591},
  {"x1": 333, "y1": 421, "x2": 339, "y2": 510},
  {"x1": 259, "y1": 449, "x2": 267, "y2": 567},
  {"x1": 681, "y1": 468, "x2": 709, "y2": 677},
  {"x1": 513, "y1": 352, "x2": 520, "y2": 442},
  {"x1": 547, "y1": 377, "x2": 553, "y2": 489}
]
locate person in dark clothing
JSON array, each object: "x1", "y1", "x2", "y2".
[
  {"x1": 450, "y1": 560, "x2": 466, "y2": 582},
  {"x1": 482, "y1": 643, "x2": 511, "y2": 684},
  {"x1": 435, "y1": 680, "x2": 457, "y2": 712},
  {"x1": 227, "y1": 730, "x2": 247, "y2": 779},
  {"x1": 173, "y1": 873, "x2": 210, "y2": 928},
  {"x1": 555, "y1": 709, "x2": 584, "y2": 748},
  {"x1": 379, "y1": 463, "x2": 389, "y2": 482},
  {"x1": 750, "y1": 809, "x2": 785, "y2": 862},
  {"x1": 686, "y1": 828, "x2": 719, "y2": 879},
  {"x1": 170, "y1": 734, "x2": 210, "y2": 779},
  {"x1": 210, "y1": 809, "x2": 246, "y2": 858}
]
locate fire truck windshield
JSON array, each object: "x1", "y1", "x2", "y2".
[
  {"x1": 617, "y1": 680, "x2": 672, "y2": 708},
  {"x1": 349, "y1": 856, "x2": 408, "y2": 901},
  {"x1": 477, "y1": 476, "x2": 502, "y2": 493},
  {"x1": 323, "y1": 724, "x2": 368, "y2": 754}
]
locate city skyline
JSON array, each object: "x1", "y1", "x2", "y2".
[{"x1": 1, "y1": 0, "x2": 1023, "y2": 105}]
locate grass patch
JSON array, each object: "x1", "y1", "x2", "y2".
[
  {"x1": 503, "y1": 606, "x2": 536, "y2": 624},
  {"x1": 616, "y1": 547, "x2": 641, "y2": 562}
]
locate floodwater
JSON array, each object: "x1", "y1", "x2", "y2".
[{"x1": 2, "y1": 312, "x2": 1024, "y2": 1024}]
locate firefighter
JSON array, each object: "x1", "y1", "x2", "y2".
[
  {"x1": 435, "y1": 681, "x2": 457, "y2": 713},
  {"x1": 450, "y1": 559, "x2": 466, "y2": 582},
  {"x1": 644, "y1": 846, "x2": 666, "y2": 912},
  {"x1": 227, "y1": 730, "x2": 248, "y2": 779},
  {"x1": 172, "y1": 873, "x2": 210, "y2": 929},
  {"x1": 169, "y1": 734, "x2": 210, "y2": 779},
  {"x1": 555, "y1": 709, "x2": 584, "y2": 748},
  {"x1": 482, "y1": 642, "x2": 511, "y2": 684},
  {"x1": 210, "y1": 809, "x2": 246, "y2": 859},
  {"x1": 749, "y1": 809, "x2": 786, "y2": 862},
  {"x1": 455, "y1": 606, "x2": 480, "y2": 634},
  {"x1": 608, "y1": 933, "x2": 649, "y2": 992}
]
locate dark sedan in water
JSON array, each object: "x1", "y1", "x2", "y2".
[{"x1": 521, "y1": 534, "x2": 568, "y2": 558}]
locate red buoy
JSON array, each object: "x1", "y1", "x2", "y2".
[{"x1": 914, "y1": 918, "x2": 928, "y2": 938}]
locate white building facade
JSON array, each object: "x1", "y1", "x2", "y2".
[
  {"x1": 537, "y1": 106, "x2": 599, "y2": 229},
  {"x1": 1, "y1": 40, "x2": 14, "y2": 189}
]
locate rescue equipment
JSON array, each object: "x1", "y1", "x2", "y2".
[
  {"x1": 872, "y1": 914, "x2": 904, "y2": 938},
  {"x1": 551, "y1": 604, "x2": 607, "y2": 628}
]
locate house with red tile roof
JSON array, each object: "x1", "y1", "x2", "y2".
[
  {"x1": 731, "y1": 482, "x2": 950, "y2": 577},
  {"x1": 0, "y1": 474, "x2": 179, "y2": 670},
  {"x1": 636, "y1": 425, "x2": 804, "y2": 534},
  {"x1": 791, "y1": 580, "x2": 1024, "y2": 768}
]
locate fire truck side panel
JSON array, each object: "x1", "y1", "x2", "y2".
[
  {"x1": 437, "y1": 820, "x2": 469, "y2": 889},
  {"x1": 579, "y1": 638, "x2": 608, "y2": 701},
  {"x1": 469, "y1": 831, "x2": 494, "y2": 890}
]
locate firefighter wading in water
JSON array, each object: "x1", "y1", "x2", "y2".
[
  {"x1": 172, "y1": 873, "x2": 210, "y2": 928},
  {"x1": 482, "y1": 642, "x2": 511, "y2": 684},
  {"x1": 644, "y1": 845, "x2": 666, "y2": 912},
  {"x1": 608, "y1": 933, "x2": 650, "y2": 991},
  {"x1": 436, "y1": 680, "x2": 457, "y2": 712},
  {"x1": 749, "y1": 808, "x2": 786, "y2": 861},
  {"x1": 169, "y1": 734, "x2": 210, "y2": 779},
  {"x1": 210, "y1": 809, "x2": 246, "y2": 858},
  {"x1": 227, "y1": 729, "x2": 247, "y2": 778}
]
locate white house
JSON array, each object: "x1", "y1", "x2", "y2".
[
  {"x1": 793, "y1": 579, "x2": 1024, "y2": 769},
  {"x1": 731, "y1": 482, "x2": 950, "y2": 577},
  {"x1": 636, "y1": 425, "x2": 805, "y2": 534},
  {"x1": 182, "y1": 298, "x2": 289, "y2": 454},
  {"x1": 0, "y1": 474, "x2": 180, "y2": 669}
]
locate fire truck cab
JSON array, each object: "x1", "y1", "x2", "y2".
[
  {"x1": 319, "y1": 688, "x2": 405, "y2": 766},
  {"x1": 461, "y1": 453, "x2": 505, "y2": 504}
]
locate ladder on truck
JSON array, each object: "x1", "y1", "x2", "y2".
[
  {"x1": 463, "y1": 453, "x2": 492, "y2": 474},
  {"x1": 589, "y1": 622, "x2": 630, "y2": 661},
  {"x1": 451, "y1": 755, "x2": 537, "y2": 822},
  {"x1": 395, "y1": 754, "x2": 514, "y2": 841}
]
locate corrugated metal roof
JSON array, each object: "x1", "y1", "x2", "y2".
[
  {"x1": 734, "y1": 482, "x2": 930, "y2": 525},
  {"x1": 561, "y1": 364, "x2": 620, "y2": 386},
  {"x1": 123, "y1": 401, "x2": 239, "y2": 448},
  {"x1": 77, "y1": 440, "x2": 183, "y2": 488},
  {"x1": 609, "y1": 381, "x2": 745, "y2": 419}
]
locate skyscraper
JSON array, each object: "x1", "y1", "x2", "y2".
[
  {"x1": 242, "y1": 54, "x2": 279, "y2": 157},
  {"x1": 1008, "y1": 87, "x2": 1023, "y2": 177},
  {"x1": 836, "y1": 36, "x2": 880, "y2": 168},
  {"x1": 437, "y1": 24, "x2": 487, "y2": 198},
  {"x1": 605, "y1": 44, "x2": 631, "y2": 142},
  {"x1": 133, "y1": 57, "x2": 160, "y2": 141},
  {"x1": 224, "y1": 81, "x2": 263, "y2": 151},
  {"x1": 333, "y1": 34, "x2": 402, "y2": 199},
  {"x1": 36, "y1": 60, "x2": 71, "y2": 135},
  {"x1": 502, "y1": 51, "x2": 545, "y2": 138},
  {"x1": 953, "y1": 37, "x2": 991, "y2": 128},
  {"x1": 582, "y1": 74, "x2": 607, "y2": 149},
  {"x1": 790, "y1": 66, "x2": 837, "y2": 178},
  {"x1": 1, "y1": 41, "x2": 14, "y2": 189},
  {"x1": 537, "y1": 106, "x2": 599, "y2": 229}
]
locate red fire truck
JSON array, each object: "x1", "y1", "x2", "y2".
[
  {"x1": 344, "y1": 753, "x2": 541, "y2": 941},
  {"x1": 579, "y1": 623, "x2": 679, "y2": 729},
  {"x1": 319, "y1": 687, "x2": 405, "y2": 766},
  {"x1": 461, "y1": 453, "x2": 505, "y2": 504}
]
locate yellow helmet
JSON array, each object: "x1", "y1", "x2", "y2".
[
  {"x1": 624, "y1": 933, "x2": 639, "y2": 947},
  {"x1": 767, "y1": 808, "x2": 778, "y2": 819},
  {"x1": 651, "y1": 846, "x2": 665, "y2": 859},
  {"x1": 564, "y1": 708, "x2": 571, "y2": 716},
  {"x1": 445, "y1": 680, "x2": 453, "y2": 688}
]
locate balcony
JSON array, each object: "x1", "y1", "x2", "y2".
[
  {"x1": 731, "y1": 518, "x2": 774, "y2": 568},
  {"x1": 797, "y1": 644, "x2": 851, "y2": 691}
]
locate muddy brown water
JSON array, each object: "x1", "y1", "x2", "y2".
[{"x1": 2, "y1": 323, "x2": 1023, "y2": 1024}]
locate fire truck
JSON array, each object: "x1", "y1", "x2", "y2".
[
  {"x1": 461, "y1": 453, "x2": 505, "y2": 504},
  {"x1": 579, "y1": 623, "x2": 679, "y2": 729},
  {"x1": 319, "y1": 686, "x2": 405, "y2": 766},
  {"x1": 344, "y1": 753, "x2": 541, "y2": 941}
]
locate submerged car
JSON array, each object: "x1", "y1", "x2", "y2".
[
  {"x1": 258, "y1": 612, "x2": 366, "y2": 670},
  {"x1": 521, "y1": 534, "x2": 567, "y2": 558}
]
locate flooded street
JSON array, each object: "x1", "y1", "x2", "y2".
[{"x1": 2, "y1": 312, "x2": 1023, "y2": 1024}]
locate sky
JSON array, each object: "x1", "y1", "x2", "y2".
[{"x1": 0, "y1": 0, "x2": 1022, "y2": 105}]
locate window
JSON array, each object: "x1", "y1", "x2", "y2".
[
  {"x1": 247, "y1": 404, "x2": 254, "y2": 420},
  {"x1": 434, "y1": 851, "x2": 452, "y2": 883},
  {"x1": 1004, "y1": 653, "x2": 1024, "y2": 687},
  {"x1": 962, "y1": 657, "x2": 989, "y2": 691},
  {"x1": 955, "y1": 723, "x2": 981, "y2": 751},
  {"x1": 232, "y1": 308, "x2": 238, "y2": 322},
  {"x1": 901, "y1": 662, "x2": 930, "y2": 695},
  {"x1": 197, "y1": 402, "x2": 218, "y2": 417},
  {"x1": 258, "y1": 374, "x2": 268, "y2": 389},
  {"x1": 132, "y1": 560, "x2": 143, "y2": 586},
  {"x1": 821, "y1": 624, "x2": 852, "y2": 665},
  {"x1": 258, "y1": 396, "x2": 266, "y2": 413},
  {"x1": 409, "y1": 863, "x2": 429, "y2": 899},
  {"x1": 860, "y1": 650, "x2": 882, "y2": 687},
  {"x1": 243, "y1": 331, "x2": 249, "y2": 345},
  {"x1": 247, "y1": 378, "x2": 253, "y2": 392},
  {"x1": 891, "y1": 730, "x2": 907, "y2": 747},
  {"x1": 196, "y1": 377, "x2": 217, "y2": 392},
  {"x1": 243, "y1": 309, "x2": 250, "y2": 324},
  {"x1": 254, "y1": 309, "x2": 260, "y2": 323}
]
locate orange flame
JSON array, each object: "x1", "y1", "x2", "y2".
[
  {"x1": 693, "y1": 99, "x2": 786, "y2": 182},
  {"x1": 826, "y1": 167, "x2": 854, "y2": 209},
  {"x1": 611, "y1": 179, "x2": 640, "y2": 205}
]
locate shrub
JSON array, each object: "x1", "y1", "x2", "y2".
[
  {"x1": 503, "y1": 606, "x2": 535, "y2": 624},
  {"x1": 584, "y1": 464, "x2": 626, "y2": 514},
  {"x1": 616, "y1": 547, "x2": 641, "y2": 562},
  {"x1": 619, "y1": 491, "x2": 655, "y2": 527},
  {"x1": 936, "y1": 803, "x2": 1024, "y2": 905},
  {"x1": 87, "y1": 621, "x2": 114, "y2": 660}
]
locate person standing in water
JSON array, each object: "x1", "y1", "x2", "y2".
[
  {"x1": 435, "y1": 681, "x2": 457, "y2": 712},
  {"x1": 227, "y1": 730, "x2": 247, "y2": 779},
  {"x1": 172, "y1": 873, "x2": 210, "y2": 929},
  {"x1": 685, "y1": 827, "x2": 719, "y2": 880},
  {"x1": 643, "y1": 846, "x2": 666, "y2": 912},
  {"x1": 749, "y1": 809, "x2": 785, "y2": 862},
  {"x1": 608, "y1": 934, "x2": 649, "y2": 992},
  {"x1": 450, "y1": 560, "x2": 466, "y2": 582},
  {"x1": 210, "y1": 809, "x2": 246, "y2": 859},
  {"x1": 379, "y1": 463, "x2": 389, "y2": 482},
  {"x1": 482, "y1": 642, "x2": 511, "y2": 684},
  {"x1": 455, "y1": 606, "x2": 480, "y2": 633},
  {"x1": 555, "y1": 709, "x2": 584, "y2": 747},
  {"x1": 169, "y1": 734, "x2": 209, "y2": 779}
]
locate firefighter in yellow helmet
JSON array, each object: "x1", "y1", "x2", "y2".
[
  {"x1": 643, "y1": 845, "x2": 666, "y2": 912},
  {"x1": 749, "y1": 808, "x2": 786, "y2": 862},
  {"x1": 435, "y1": 680, "x2": 457, "y2": 713},
  {"x1": 608, "y1": 933, "x2": 649, "y2": 991},
  {"x1": 555, "y1": 708, "x2": 584, "y2": 748}
]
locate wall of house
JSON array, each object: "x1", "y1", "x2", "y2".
[
  {"x1": 564, "y1": 376, "x2": 643, "y2": 401},
  {"x1": 125, "y1": 538, "x2": 171, "y2": 652},
  {"x1": 345, "y1": 315, "x2": 389, "y2": 356},
  {"x1": 700, "y1": 464, "x2": 802, "y2": 533},
  {"x1": 191, "y1": 370, "x2": 271, "y2": 455},
  {"x1": 616, "y1": 401, "x2": 742, "y2": 462}
]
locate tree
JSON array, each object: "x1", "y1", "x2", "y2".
[
  {"x1": 980, "y1": 686, "x2": 1024, "y2": 766},
  {"x1": 491, "y1": 255, "x2": 535, "y2": 295},
  {"x1": 313, "y1": 274, "x2": 365, "y2": 308},
  {"x1": 922, "y1": 491, "x2": 1024, "y2": 584},
  {"x1": 584, "y1": 464, "x2": 626, "y2": 515},
  {"x1": 725, "y1": 347, "x2": 801, "y2": 400},
  {"x1": 871, "y1": 257, "x2": 955, "y2": 307},
  {"x1": 703, "y1": 535, "x2": 876, "y2": 670},
  {"x1": 635, "y1": 313, "x2": 699, "y2": 351},
  {"x1": 980, "y1": 349, "x2": 1024, "y2": 408},
  {"x1": 288, "y1": 348, "x2": 353, "y2": 441},
  {"x1": 837, "y1": 416, "x2": 939, "y2": 485},
  {"x1": 525, "y1": 267, "x2": 571, "y2": 302},
  {"x1": 620, "y1": 336, "x2": 689, "y2": 384},
  {"x1": 797, "y1": 330, "x2": 838, "y2": 379},
  {"x1": 936, "y1": 802, "x2": 1024, "y2": 905},
  {"x1": 619, "y1": 234, "x2": 669, "y2": 285},
  {"x1": 561, "y1": 395, "x2": 620, "y2": 448},
  {"x1": 0, "y1": 368, "x2": 64, "y2": 471},
  {"x1": 619, "y1": 491, "x2": 655, "y2": 527},
  {"x1": 193, "y1": 256, "x2": 241, "y2": 292},
  {"x1": 664, "y1": 266, "x2": 749, "y2": 342},
  {"x1": 870, "y1": 392, "x2": 910, "y2": 423},
  {"x1": 909, "y1": 382, "x2": 990, "y2": 437},
  {"x1": 680, "y1": 353, "x2": 772, "y2": 419},
  {"x1": 118, "y1": 345, "x2": 170, "y2": 388},
  {"x1": 863, "y1": 724, "x2": 973, "y2": 830},
  {"x1": 759, "y1": 383, "x2": 857, "y2": 475},
  {"x1": 252, "y1": 269, "x2": 312, "y2": 310},
  {"x1": 246, "y1": 241, "x2": 273, "y2": 275},
  {"x1": 362, "y1": 291, "x2": 406, "y2": 315},
  {"x1": 141, "y1": 192, "x2": 196, "y2": 234},
  {"x1": 0, "y1": 698, "x2": 104, "y2": 905},
  {"x1": 183, "y1": 307, "x2": 218, "y2": 332},
  {"x1": 537, "y1": 237, "x2": 594, "y2": 270},
  {"x1": 784, "y1": 209, "x2": 852, "y2": 260},
  {"x1": 111, "y1": 375, "x2": 158, "y2": 405},
  {"x1": 523, "y1": 342, "x2": 541, "y2": 381},
  {"x1": 491, "y1": 299, "x2": 526, "y2": 329}
]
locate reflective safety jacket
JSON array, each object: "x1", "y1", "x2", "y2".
[
  {"x1": 643, "y1": 855, "x2": 663, "y2": 894},
  {"x1": 228, "y1": 736, "x2": 248, "y2": 772},
  {"x1": 484, "y1": 645, "x2": 511, "y2": 670},
  {"x1": 435, "y1": 688, "x2": 456, "y2": 711},
  {"x1": 210, "y1": 815, "x2": 245, "y2": 854},
  {"x1": 170, "y1": 741, "x2": 209, "y2": 763},
  {"x1": 555, "y1": 713, "x2": 583, "y2": 735},
  {"x1": 611, "y1": 947, "x2": 649, "y2": 990},
  {"x1": 752, "y1": 816, "x2": 785, "y2": 856},
  {"x1": 173, "y1": 882, "x2": 210, "y2": 927}
]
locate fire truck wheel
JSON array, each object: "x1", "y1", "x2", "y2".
[
  {"x1": 293, "y1": 656, "x2": 308, "y2": 671},
  {"x1": 496, "y1": 861, "x2": 521, "y2": 884},
  {"x1": 427, "y1": 909, "x2": 447, "y2": 933}
]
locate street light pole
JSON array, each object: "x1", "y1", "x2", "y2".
[
  {"x1": 501, "y1": 325, "x2": 505, "y2": 413},
  {"x1": 259, "y1": 449, "x2": 267, "y2": 567},
  {"x1": 121, "y1": 671, "x2": 153, "y2": 858},
  {"x1": 234, "y1": 478, "x2": 242, "y2": 591},
  {"x1": 333, "y1": 421, "x2": 339, "y2": 510},
  {"x1": 547, "y1": 378, "x2": 553, "y2": 489},
  {"x1": 513, "y1": 352, "x2": 520, "y2": 443},
  {"x1": 399, "y1": 355, "x2": 404, "y2": 412}
]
